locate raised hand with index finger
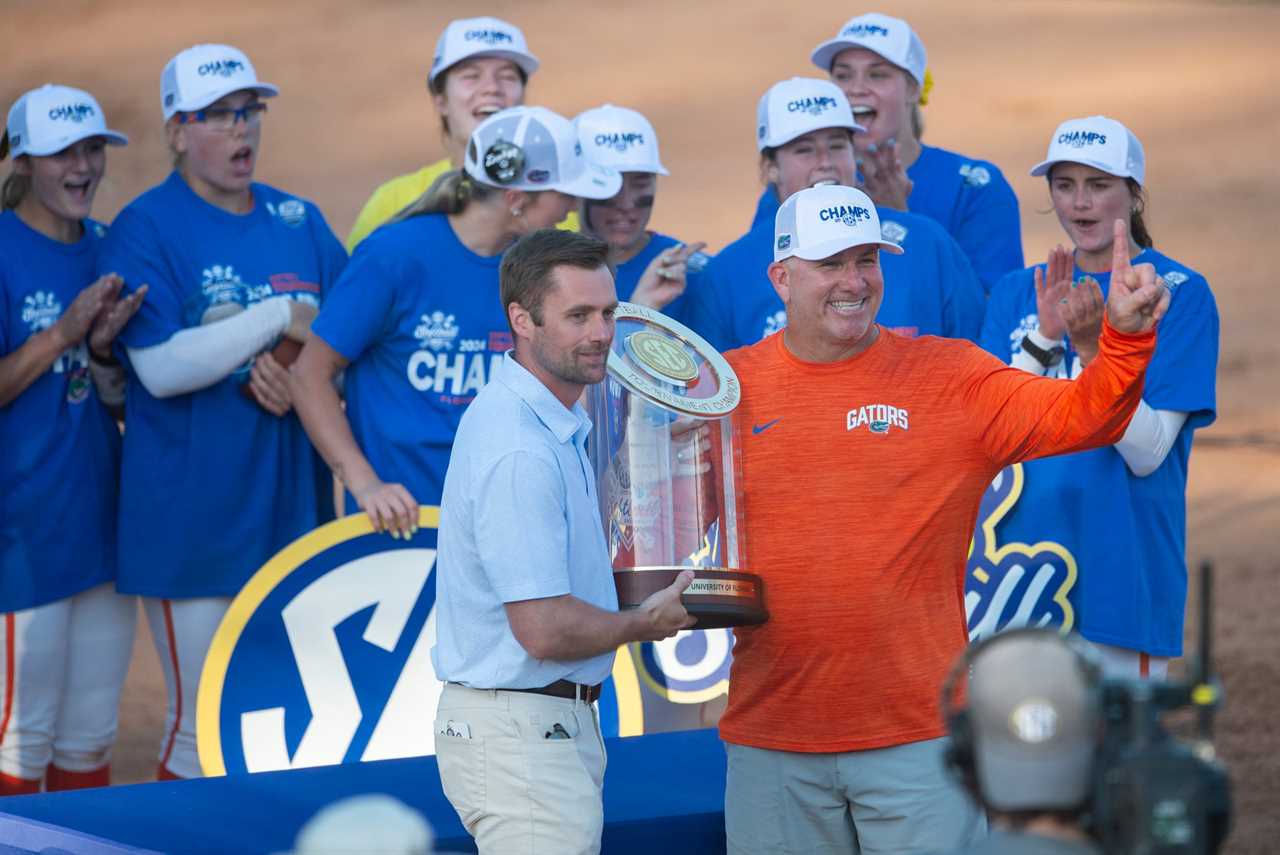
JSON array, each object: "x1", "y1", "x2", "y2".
[{"x1": 1103, "y1": 219, "x2": 1171, "y2": 334}]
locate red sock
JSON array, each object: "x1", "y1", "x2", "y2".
[
  {"x1": 156, "y1": 763, "x2": 184, "y2": 781},
  {"x1": 0, "y1": 771, "x2": 40, "y2": 796},
  {"x1": 46, "y1": 764, "x2": 110, "y2": 791}
]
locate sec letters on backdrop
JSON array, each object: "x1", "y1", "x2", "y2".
[{"x1": 197, "y1": 511, "x2": 447, "y2": 775}]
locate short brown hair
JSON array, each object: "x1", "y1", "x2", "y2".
[{"x1": 500, "y1": 229, "x2": 611, "y2": 331}]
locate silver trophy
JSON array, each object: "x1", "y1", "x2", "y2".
[{"x1": 587, "y1": 303, "x2": 766, "y2": 628}]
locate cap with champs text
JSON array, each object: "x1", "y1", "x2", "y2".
[
  {"x1": 810, "y1": 13, "x2": 927, "y2": 87},
  {"x1": 757, "y1": 77, "x2": 864, "y2": 152},
  {"x1": 574, "y1": 104, "x2": 668, "y2": 175},
  {"x1": 1030, "y1": 115, "x2": 1146, "y2": 185},
  {"x1": 429, "y1": 16, "x2": 539, "y2": 86},
  {"x1": 161, "y1": 44, "x2": 278, "y2": 121},
  {"x1": 5, "y1": 84, "x2": 128, "y2": 159},
  {"x1": 774, "y1": 184, "x2": 903, "y2": 263},
  {"x1": 968, "y1": 631, "x2": 1102, "y2": 811},
  {"x1": 464, "y1": 106, "x2": 621, "y2": 199}
]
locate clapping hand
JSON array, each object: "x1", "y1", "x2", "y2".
[
  {"x1": 630, "y1": 242, "x2": 708, "y2": 311},
  {"x1": 1033, "y1": 246, "x2": 1073, "y2": 342},
  {"x1": 1060, "y1": 276, "x2": 1104, "y2": 366},
  {"x1": 89, "y1": 281, "x2": 148, "y2": 360},
  {"x1": 858, "y1": 138, "x2": 913, "y2": 211}
]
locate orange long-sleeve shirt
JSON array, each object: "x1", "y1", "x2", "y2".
[{"x1": 719, "y1": 321, "x2": 1155, "y2": 753}]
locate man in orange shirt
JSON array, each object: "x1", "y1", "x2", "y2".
[{"x1": 720, "y1": 184, "x2": 1170, "y2": 854}]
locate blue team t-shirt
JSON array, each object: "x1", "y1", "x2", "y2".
[
  {"x1": 1, "y1": 211, "x2": 120, "y2": 611},
  {"x1": 977, "y1": 249, "x2": 1218, "y2": 655},
  {"x1": 312, "y1": 212, "x2": 514, "y2": 512},
  {"x1": 752, "y1": 144, "x2": 1023, "y2": 294},
  {"x1": 98, "y1": 172, "x2": 347, "y2": 597},
  {"x1": 611, "y1": 231, "x2": 711, "y2": 326},
  {"x1": 684, "y1": 207, "x2": 985, "y2": 353}
]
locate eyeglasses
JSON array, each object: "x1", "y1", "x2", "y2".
[{"x1": 179, "y1": 103, "x2": 268, "y2": 131}]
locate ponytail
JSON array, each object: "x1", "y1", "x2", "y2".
[
  {"x1": 1, "y1": 172, "x2": 30, "y2": 211},
  {"x1": 389, "y1": 169, "x2": 493, "y2": 224},
  {"x1": 1128, "y1": 178, "x2": 1154, "y2": 249}
]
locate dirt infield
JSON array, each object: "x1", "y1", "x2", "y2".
[{"x1": 4, "y1": 0, "x2": 1277, "y2": 851}]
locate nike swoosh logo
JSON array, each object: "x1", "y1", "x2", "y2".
[{"x1": 752, "y1": 419, "x2": 782, "y2": 435}]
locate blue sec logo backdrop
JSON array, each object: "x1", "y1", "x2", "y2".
[{"x1": 197, "y1": 509, "x2": 659, "y2": 776}]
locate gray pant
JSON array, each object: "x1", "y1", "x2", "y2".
[{"x1": 725, "y1": 737, "x2": 986, "y2": 854}]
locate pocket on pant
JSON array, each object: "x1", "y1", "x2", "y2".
[
  {"x1": 526, "y1": 739, "x2": 602, "y2": 853},
  {"x1": 434, "y1": 726, "x2": 486, "y2": 828}
]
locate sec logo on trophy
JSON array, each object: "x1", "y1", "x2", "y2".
[{"x1": 196, "y1": 509, "x2": 645, "y2": 776}]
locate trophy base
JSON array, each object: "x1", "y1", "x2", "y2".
[{"x1": 614, "y1": 566, "x2": 768, "y2": 629}]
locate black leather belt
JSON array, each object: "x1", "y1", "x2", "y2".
[{"x1": 503, "y1": 679, "x2": 602, "y2": 703}]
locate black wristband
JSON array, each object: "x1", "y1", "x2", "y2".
[
  {"x1": 1020, "y1": 334, "x2": 1065, "y2": 368},
  {"x1": 90, "y1": 349, "x2": 120, "y2": 367}
]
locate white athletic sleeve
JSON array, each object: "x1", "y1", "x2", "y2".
[
  {"x1": 1114, "y1": 403, "x2": 1189, "y2": 477},
  {"x1": 126, "y1": 297, "x2": 292, "y2": 399}
]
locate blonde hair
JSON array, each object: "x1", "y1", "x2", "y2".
[{"x1": 389, "y1": 169, "x2": 494, "y2": 223}]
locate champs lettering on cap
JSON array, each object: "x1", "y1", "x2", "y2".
[
  {"x1": 464, "y1": 28, "x2": 514, "y2": 45},
  {"x1": 818, "y1": 204, "x2": 873, "y2": 226},
  {"x1": 786, "y1": 95, "x2": 841, "y2": 116},
  {"x1": 196, "y1": 58, "x2": 247, "y2": 78},
  {"x1": 1029, "y1": 115, "x2": 1146, "y2": 185},
  {"x1": 47, "y1": 102, "x2": 97, "y2": 123},
  {"x1": 773, "y1": 184, "x2": 903, "y2": 263},
  {"x1": 756, "y1": 77, "x2": 863, "y2": 151}
]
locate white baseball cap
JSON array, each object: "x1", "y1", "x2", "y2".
[
  {"x1": 810, "y1": 13, "x2": 928, "y2": 88},
  {"x1": 464, "y1": 106, "x2": 621, "y2": 199},
  {"x1": 4, "y1": 84, "x2": 128, "y2": 158},
  {"x1": 757, "y1": 78, "x2": 864, "y2": 152},
  {"x1": 1030, "y1": 116, "x2": 1146, "y2": 185},
  {"x1": 429, "y1": 16, "x2": 540, "y2": 87},
  {"x1": 574, "y1": 104, "x2": 668, "y2": 176},
  {"x1": 774, "y1": 184, "x2": 903, "y2": 263},
  {"x1": 161, "y1": 44, "x2": 279, "y2": 121}
]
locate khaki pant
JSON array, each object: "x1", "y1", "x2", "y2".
[{"x1": 435, "y1": 683, "x2": 606, "y2": 855}]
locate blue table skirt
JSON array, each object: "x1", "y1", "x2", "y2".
[{"x1": 0, "y1": 729, "x2": 728, "y2": 854}]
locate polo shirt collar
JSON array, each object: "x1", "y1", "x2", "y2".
[{"x1": 496, "y1": 352, "x2": 592, "y2": 445}]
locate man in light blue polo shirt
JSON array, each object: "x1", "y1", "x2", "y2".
[{"x1": 431, "y1": 229, "x2": 696, "y2": 855}]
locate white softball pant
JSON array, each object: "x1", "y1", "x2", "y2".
[
  {"x1": 0, "y1": 583, "x2": 136, "y2": 793},
  {"x1": 143, "y1": 596, "x2": 231, "y2": 780}
]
